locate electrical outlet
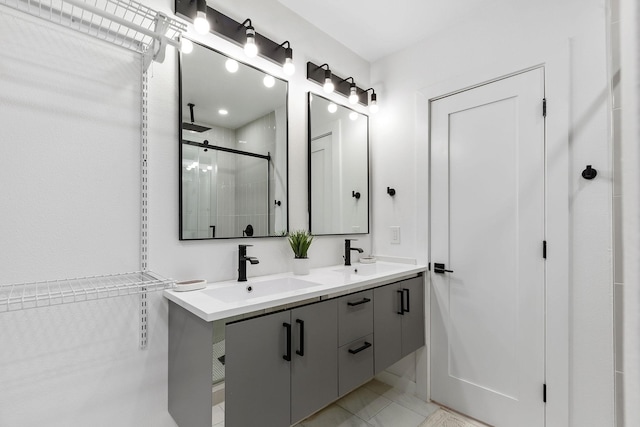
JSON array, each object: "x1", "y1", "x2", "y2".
[{"x1": 391, "y1": 226, "x2": 400, "y2": 244}]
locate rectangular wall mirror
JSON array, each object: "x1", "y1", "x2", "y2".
[
  {"x1": 308, "y1": 93, "x2": 369, "y2": 235},
  {"x1": 179, "y1": 41, "x2": 288, "y2": 240}
]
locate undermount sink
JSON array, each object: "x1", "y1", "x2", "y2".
[
  {"x1": 333, "y1": 263, "x2": 402, "y2": 277},
  {"x1": 202, "y1": 277, "x2": 320, "y2": 303}
]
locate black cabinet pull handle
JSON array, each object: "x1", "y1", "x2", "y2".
[
  {"x1": 397, "y1": 289, "x2": 404, "y2": 315},
  {"x1": 403, "y1": 288, "x2": 410, "y2": 313},
  {"x1": 283, "y1": 322, "x2": 291, "y2": 361},
  {"x1": 348, "y1": 341, "x2": 372, "y2": 354},
  {"x1": 296, "y1": 319, "x2": 304, "y2": 357},
  {"x1": 347, "y1": 298, "x2": 371, "y2": 307},
  {"x1": 434, "y1": 263, "x2": 453, "y2": 274}
]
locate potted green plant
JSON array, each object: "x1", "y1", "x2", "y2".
[{"x1": 288, "y1": 230, "x2": 313, "y2": 275}]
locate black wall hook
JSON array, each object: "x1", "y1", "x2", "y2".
[
  {"x1": 387, "y1": 187, "x2": 396, "y2": 196},
  {"x1": 275, "y1": 200, "x2": 281, "y2": 206},
  {"x1": 582, "y1": 165, "x2": 597, "y2": 180},
  {"x1": 352, "y1": 191, "x2": 361, "y2": 199}
]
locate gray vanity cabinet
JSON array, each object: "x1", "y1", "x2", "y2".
[
  {"x1": 373, "y1": 275, "x2": 425, "y2": 373},
  {"x1": 225, "y1": 299, "x2": 338, "y2": 427}
]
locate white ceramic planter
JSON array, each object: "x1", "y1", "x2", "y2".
[{"x1": 292, "y1": 258, "x2": 310, "y2": 275}]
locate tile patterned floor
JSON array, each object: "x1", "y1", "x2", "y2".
[{"x1": 212, "y1": 379, "x2": 442, "y2": 427}]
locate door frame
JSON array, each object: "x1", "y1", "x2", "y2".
[{"x1": 415, "y1": 44, "x2": 570, "y2": 427}]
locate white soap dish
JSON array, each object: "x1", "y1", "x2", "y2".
[
  {"x1": 359, "y1": 256, "x2": 377, "y2": 264},
  {"x1": 174, "y1": 279, "x2": 207, "y2": 292}
]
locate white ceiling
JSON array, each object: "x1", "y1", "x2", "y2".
[{"x1": 277, "y1": 0, "x2": 497, "y2": 62}]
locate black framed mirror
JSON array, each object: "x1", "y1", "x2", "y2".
[
  {"x1": 179, "y1": 40, "x2": 288, "y2": 240},
  {"x1": 308, "y1": 92, "x2": 369, "y2": 235}
]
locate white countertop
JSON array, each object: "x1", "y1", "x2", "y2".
[{"x1": 163, "y1": 261, "x2": 428, "y2": 322}]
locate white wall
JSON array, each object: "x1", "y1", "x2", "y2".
[
  {"x1": 0, "y1": 0, "x2": 372, "y2": 425},
  {"x1": 370, "y1": 0, "x2": 613, "y2": 425}
]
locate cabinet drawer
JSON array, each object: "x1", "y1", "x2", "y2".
[
  {"x1": 338, "y1": 334, "x2": 374, "y2": 396},
  {"x1": 338, "y1": 290, "x2": 374, "y2": 346}
]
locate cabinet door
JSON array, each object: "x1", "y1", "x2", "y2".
[
  {"x1": 400, "y1": 276, "x2": 426, "y2": 357},
  {"x1": 373, "y1": 283, "x2": 402, "y2": 374},
  {"x1": 225, "y1": 311, "x2": 291, "y2": 427},
  {"x1": 290, "y1": 300, "x2": 338, "y2": 424}
]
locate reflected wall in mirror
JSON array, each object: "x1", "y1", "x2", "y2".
[
  {"x1": 308, "y1": 93, "x2": 369, "y2": 235},
  {"x1": 180, "y1": 41, "x2": 288, "y2": 239}
]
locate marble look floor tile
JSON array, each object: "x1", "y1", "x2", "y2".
[
  {"x1": 367, "y1": 402, "x2": 426, "y2": 427},
  {"x1": 336, "y1": 386, "x2": 393, "y2": 420},
  {"x1": 364, "y1": 383, "x2": 438, "y2": 418},
  {"x1": 300, "y1": 404, "x2": 372, "y2": 427},
  {"x1": 212, "y1": 404, "x2": 225, "y2": 425}
]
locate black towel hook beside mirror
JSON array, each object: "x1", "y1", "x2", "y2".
[{"x1": 582, "y1": 165, "x2": 597, "y2": 180}]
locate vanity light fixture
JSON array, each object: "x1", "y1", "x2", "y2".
[
  {"x1": 349, "y1": 111, "x2": 358, "y2": 121},
  {"x1": 280, "y1": 41, "x2": 295, "y2": 76},
  {"x1": 327, "y1": 102, "x2": 338, "y2": 113},
  {"x1": 241, "y1": 19, "x2": 258, "y2": 58},
  {"x1": 225, "y1": 58, "x2": 239, "y2": 73},
  {"x1": 176, "y1": 3, "x2": 294, "y2": 70},
  {"x1": 193, "y1": 0, "x2": 209, "y2": 35},
  {"x1": 365, "y1": 88, "x2": 379, "y2": 113},
  {"x1": 307, "y1": 62, "x2": 371, "y2": 106}
]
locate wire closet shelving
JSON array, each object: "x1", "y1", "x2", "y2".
[
  {"x1": 0, "y1": 271, "x2": 174, "y2": 313},
  {"x1": 0, "y1": 0, "x2": 187, "y2": 68}
]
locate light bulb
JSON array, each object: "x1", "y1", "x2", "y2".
[
  {"x1": 323, "y1": 78, "x2": 334, "y2": 93},
  {"x1": 180, "y1": 38, "x2": 193, "y2": 54},
  {"x1": 349, "y1": 111, "x2": 358, "y2": 121},
  {"x1": 218, "y1": 109, "x2": 228, "y2": 115},
  {"x1": 263, "y1": 75, "x2": 275, "y2": 88},
  {"x1": 283, "y1": 57, "x2": 295, "y2": 76},
  {"x1": 225, "y1": 59, "x2": 239, "y2": 73},
  {"x1": 244, "y1": 26, "x2": 258, "y2": 58},
  {"x1": 370, "y1": 93, "x2": 379, "y2": 113},
  {"x1": 348, "y1": 85, "x2": 359, "y2": 104},
  {"x1": 194, "y1": 11, "x2": 209, "y2": 35},
  {"x1": 327, "y1": 103, "x2": 338, "y2": 113},
  {"x1": 323, "y1": 68, "x2": 334, "y2": 93}
]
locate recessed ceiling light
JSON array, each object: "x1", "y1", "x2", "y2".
[{"x1": 225, "y1": 59, "x2": 239, "y2": 73}]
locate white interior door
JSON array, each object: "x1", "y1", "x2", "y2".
[
  {"x1": 430, "y1": 68, "x2": 546, "y2": 427},
  {"x1": 311, "y1": 133, "x2": 334, "y2": 233}
]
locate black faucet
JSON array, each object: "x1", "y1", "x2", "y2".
[
  {"x1": 344, "y1": 239, "x2": 364, "y2": 266},
  {"x1": 238, "y1": 244, "x2": 259, "y2": 282}
]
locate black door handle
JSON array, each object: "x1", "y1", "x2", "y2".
[
  {"x1": 348, "y1": 341, "x2": 372, "y2": 354},
  {"x1": 402, "y1": 288, "x2": 410, "y2": 313},
  {"x1": 296, "y1": 319, "x2": 304, "y2": 356},
  {"x1": 347, "y1": 298, "x2": 371, "y2": 306},
  {"x1": 283, "y1": 322, "x2": 291, "y2": 361},
  {"x1": 397, "y1": 289, "x2": 404, "y2": 315},
  {"x1": 434, "y1": 263, "x2": 454, "y2": 274}
]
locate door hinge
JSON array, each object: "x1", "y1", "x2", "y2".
[
  {"x1": 543, "y1": 383, "x2": 547, "y2": 403},
  {"x1": 543, "y1": 240, "x2": 547, "y2": 259},
  {"x1": 543, "y1": 98, "x2": 547, "y2": 117}
]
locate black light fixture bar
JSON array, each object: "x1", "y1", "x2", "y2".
[
  {"x1": 307, "y1": 61, "x2": 369, "y2": 106},
  {"x1": 175, "y1": 0, "x2": 287, "y2": 65}
]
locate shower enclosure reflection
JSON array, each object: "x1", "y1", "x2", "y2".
[
  {"x1": 179, "y1": 40, "x2": 288, "y2": 239},
  {"x1": 181, "y1": 143, "x2": 270, "y2": 239}
]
